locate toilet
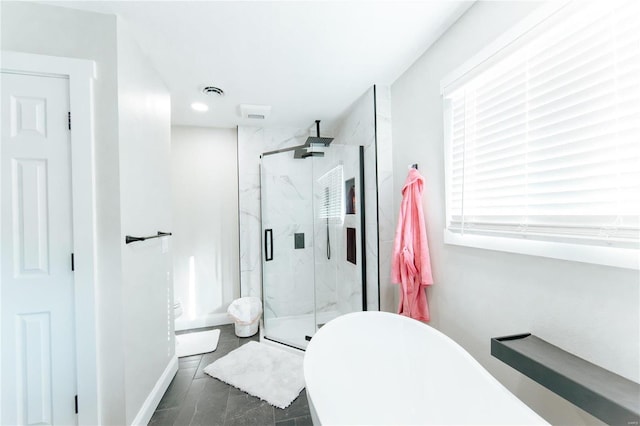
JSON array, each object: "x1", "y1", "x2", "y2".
[{"x1": 174, "y1": 301, "x2": 183, "y2": 320}]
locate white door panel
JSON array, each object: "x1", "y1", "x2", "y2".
[{"x1": 1, "y1": 72, "x2": 77, "y2": 425}]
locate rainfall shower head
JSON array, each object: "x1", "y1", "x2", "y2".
[
  {"x1": 305, "y1": 120, "x2": 333, "y2": 147},
  {"x1": 294, "y1": 148, "x2": 325, "y2": 159},
  {"x1": 293, "y1": 120, "x2": 332, "y2": 159}
]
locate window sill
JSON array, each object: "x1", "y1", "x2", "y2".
[{"x1": 443, "y1": 229, "x2": 639, "y2": 270}]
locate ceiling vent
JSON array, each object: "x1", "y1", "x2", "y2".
[
  {"x1": 240, "y1": 104, "x2": 272, "y2": 120},
  {"x1": 202, "y1": 86, "x2": 224, "y2": 96}
]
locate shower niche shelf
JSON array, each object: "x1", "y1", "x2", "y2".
[{"x1": 491, "y1": 333, "x2": 640, "y2": 425}]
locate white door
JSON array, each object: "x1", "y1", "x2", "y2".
[{"x1": 1, "y1": 72, "x2": 77, "y2": 425}]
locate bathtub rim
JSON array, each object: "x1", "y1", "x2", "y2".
[{"x1": 303, "y1": 311, "x2": 548, "y2": 425}]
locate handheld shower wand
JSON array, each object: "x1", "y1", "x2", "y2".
[{"x1": 325, "y1": 187, "x2": 331, "y2": 260}]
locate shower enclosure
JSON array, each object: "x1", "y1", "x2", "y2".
[{"x1": 260, "y1": 140, "x2": 366, "y2": 350}]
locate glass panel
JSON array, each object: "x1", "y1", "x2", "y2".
[
  {"x1": 260, "y1": 144, "x2": 366, "y2": 349},
  {"x1": 261, "y1": 150, "x2": 316, "y2": 349},
  {"x1": 312, "y1": 145, "x2": 365, "y2": 332}
]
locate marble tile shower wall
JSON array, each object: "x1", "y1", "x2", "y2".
[
  {"x1": 330, "y1": 86, "x2": 395, "y2": 311},
  {"x1": 373, "y1": 87, "x2": 395, "y2": 312},
  {"x1": 334, "y1": 146, "x2": 363, "y2": 314},
  {"x1": 329, "y1": 90, "x2": 376, "y2": 311},
  {"x1": 237, "y1": 127, "x2": 312, "y2": 306},
  {"x1": 312, "y1": 149, "x2": 338, "y2": 317},
  {"x1": 261, "y1": 153, "x2": 315, "y2": 318},
  {"x1": 312, "y1": 145, "x2": 362, "y2": 317},
  {"x1": 237, "y1": 85, "x2": 395, "y2": 315}
]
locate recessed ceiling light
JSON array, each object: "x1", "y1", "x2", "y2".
[{"x1": 191, "y1": 102, "x2": 208, "y2": 112}]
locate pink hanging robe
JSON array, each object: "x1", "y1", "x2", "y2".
[{"x1": 391, "y1": 168, "x2": 433, "y2": 321}]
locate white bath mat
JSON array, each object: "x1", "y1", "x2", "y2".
[
  {"x1": 176, "y1": 329, "x2": 220, "y2": 357},
  {"x1": 203, "y1": 341, "x2": 305, "y2": 409}
]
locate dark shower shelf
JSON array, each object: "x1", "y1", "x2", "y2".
[{"x1": 491, "y1": 333, "x2": 639, "y2": 425}]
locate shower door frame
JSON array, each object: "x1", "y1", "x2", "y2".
[
  {"x1": 259, "y1": 146, "x2": 317, "y2": 351},
  {"x1": 259, "y1": 144, "x2": 367, "y2": 350},
  {"x1": 358, "y1": 146, "x2": 367, "y2": 310}
]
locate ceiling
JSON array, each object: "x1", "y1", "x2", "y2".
[{"x1": 42, "y1": 1, "x2": 473, "y2": 129}]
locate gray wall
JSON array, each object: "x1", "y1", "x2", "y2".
[{"x1": 390, "y1": 2, "x2": 639, "y2": 425}]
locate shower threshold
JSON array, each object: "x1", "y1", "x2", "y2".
[{"x1": 263, "y1": 311, "x2": 339, "y2": 350}]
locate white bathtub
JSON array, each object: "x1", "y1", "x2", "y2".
[{"x1": 304, "y1": 311, "x2": 548, "y2": 425}]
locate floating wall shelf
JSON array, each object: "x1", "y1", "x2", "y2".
[{"x1": 491, "y1": 333, "x2": 639, "y2": 425}]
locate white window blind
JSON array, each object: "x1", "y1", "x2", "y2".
[
  {"x1": 318, "y1": 165, "x2": 344, "y2": 224},
  {"x1": 443, "y1": 1, "x2": 640, "y2": 249}
]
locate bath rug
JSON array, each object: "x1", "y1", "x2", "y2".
[
  {"x1": 176, "y1": 329, "x2": 220, "y2": 357},
  {"x1": 203, "y1": 341, "x2": 305, "y2": 409}
]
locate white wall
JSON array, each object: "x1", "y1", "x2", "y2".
[
  {"x1": 2, "y1": 3, "x2": 176, "y2": 424},
  {"x1": 390, "y1": 2, "x2": 640, "y2": 425},
  {"x1": 171, "y1": 126, "x2": 239, "y2": 329},
  {"x1": 1, "y1": 3, "x2": 127, "y2": 424},
  {"x1": 116, "y1": 21, "x2": 173, "y2": 425}
]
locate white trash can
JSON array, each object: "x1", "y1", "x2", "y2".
[{"x1": 228, "y1": 297, "x2": 262, "y2": 337}]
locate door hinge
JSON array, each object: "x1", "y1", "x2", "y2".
[
  {"x1": 71, "y1": 253, "x2": 75, "y2": 271},
  {"x1": 68, "y1": 112, "x2": 71, "y2": 130},
  {"x1": 75, "y1": 395, "x2": 78, "y2": 414}
]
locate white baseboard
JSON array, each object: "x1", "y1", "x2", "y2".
[
  {"x1": 131, "y1": 356, "x2": 179, "y2": 426},
  {"x1": 175, "y1": 313, "x2": 233, "y2": 331}
]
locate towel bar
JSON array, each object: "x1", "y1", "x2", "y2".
[{"x1": 125, "y1": 231, "x2": 172, "y2": 245}]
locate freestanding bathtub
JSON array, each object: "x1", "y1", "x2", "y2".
[{"x1": 304, "y1": 311, "x2": 548, "y2": 425}]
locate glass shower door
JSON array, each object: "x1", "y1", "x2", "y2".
[
  {"x1": 261, "y1": 144, "x2": 366, "y2": 350},
  {"x1": 261, "y1": 150, "x2": 316, "y2": 349}
]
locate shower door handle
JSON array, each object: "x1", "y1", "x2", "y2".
[{"x1": 264, "y1": 229, "x2": 273, "y2": 261}]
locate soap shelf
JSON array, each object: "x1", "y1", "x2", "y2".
[{"x1": 491, "y1": 333, "x2": 639, "y2": 425}]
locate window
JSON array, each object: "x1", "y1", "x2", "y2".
[{"x1": 441, "y1": 1, "x2": 639, "y2": 268}]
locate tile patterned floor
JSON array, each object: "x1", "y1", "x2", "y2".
[{"x1": 149, "y1": 325, "x2": 311, "y2": 426}]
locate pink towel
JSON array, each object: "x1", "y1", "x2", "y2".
[{"x1": 391, "y1": 168, "x2": 433, "y2": 321}]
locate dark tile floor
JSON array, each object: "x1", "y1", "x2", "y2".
[{"x1": 149, "y1": 325, "x2": 311, "y2": 426}]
